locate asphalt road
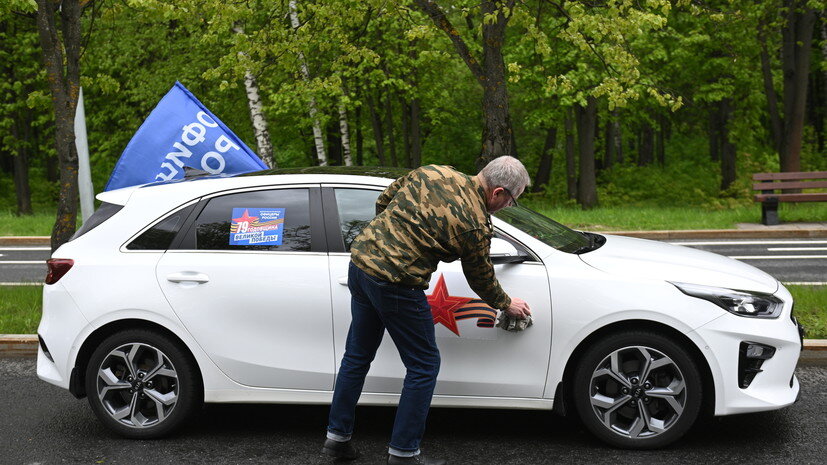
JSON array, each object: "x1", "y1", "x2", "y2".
[
  {"x1": 1, "y1": 357, "x2": 825, "y2": 464},
  {"x1": 2, "y1": 238, "x2": 826, "y2": 285}
]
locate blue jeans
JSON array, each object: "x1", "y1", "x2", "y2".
[{"x1": 328, "y1": 261, "x2": 440, "y2": 454}]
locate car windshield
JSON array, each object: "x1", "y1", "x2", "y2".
[{"x1": 494, "y1": 206, "x2": 591, "y2": 254}]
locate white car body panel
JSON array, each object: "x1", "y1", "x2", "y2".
[{"x1": 37, "y1": 171, "x2": 800, "y2": 421}]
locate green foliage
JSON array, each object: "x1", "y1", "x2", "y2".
[{"x1": 0, "y1": 0, "x2": 824, "y2": 220}]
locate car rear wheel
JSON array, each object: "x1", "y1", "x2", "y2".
[
  {"x1": 85, "y1": 329, "x2": 201, "y2": 438},
  {"x1": 572, "y1": 331, "x2": 702, "y2": 449}
]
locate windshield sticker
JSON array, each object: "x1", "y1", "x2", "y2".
[{"x1": 230, "y1": 208, "x2": 285, "y2": 245}]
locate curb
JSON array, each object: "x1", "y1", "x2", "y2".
[
  {"x1": 603, "y1": 229, "x2": 827, "y2": 240},
  {"x1": 0, "y1": 236, "x2": 50, "y2": 246},
  {"x1": 2, "y1": 335, "x2": 825, "y2": 358}
]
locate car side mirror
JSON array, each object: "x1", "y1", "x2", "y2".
[{"x1": 490, "y1": 238, "x2": 528, "y2": 264}]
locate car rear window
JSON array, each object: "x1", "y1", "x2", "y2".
[
  {"x1": 70, "y1": 202, "x2": 124, "y2": 241},
  {"x1": 127, "y1": 204, "x2": 196, "y2": 250}
]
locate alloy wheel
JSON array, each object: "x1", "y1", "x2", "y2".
[
  {"x1": 589, "y1": 345, "x2": 687, "y2": 439},
  {"x1": 96, "y1": 342, "x2": 179, "y2": 428}
]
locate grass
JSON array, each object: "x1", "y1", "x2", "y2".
[
  {"x1": 0, "y1": 286, "x2": 42, "y2": 335},
  {"x1": 1, "y1": 285, "x2": 824, "y2": 338},
  {"x1": 524, "y1": 202, "x2": 827, "y2": 231},
  {"x1": 788, "y1": 285, "x2": 827, "y2": 341}
]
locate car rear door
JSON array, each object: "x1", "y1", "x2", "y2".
[
  {"x1": 323, "y1": 185, "x2": 552, "y2": 398},
  {"x1": 155, "y1": 185, "x2": 336, "y2": 390}
]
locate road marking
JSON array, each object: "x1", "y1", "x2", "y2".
[
  {"x1": 767, "y1": 247, "x2": 827, "y2": 251},
  {"x1": 671, "y1": 240, "x2": 827, "y2": 246},
  {"x1": 783, "y1": 282, "x2": 827, "y2": 286},
  {"x1": 0, "y1": 261, "x2": 45, "y2": 264},
  {"x1": 728, "y1": 255, "x2": 827, "y2": 260},
  {"x1": 0, "y1": 282, "x2": 43, "y2": 286},
  {"x1": 0, "y1": 247, "x2": 51, "y2": 251}
]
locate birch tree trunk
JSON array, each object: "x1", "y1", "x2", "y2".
[
  {"x1": 289, "y1": 0, "x2": 327, "y2": 165},
  {"x1": 233, "y1": 25, "x2": 275, "y2": 168},
  {"x1": 338, "y1": 101, "x2": 352, "y2": 166}
]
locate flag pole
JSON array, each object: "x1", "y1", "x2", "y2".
[{"x1": 75, "y1": 86, "x2": 94, "y2": 222}]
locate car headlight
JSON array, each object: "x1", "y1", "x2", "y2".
[{"x1": 670, "y1": 282, "x2": 784, "y2": 318}]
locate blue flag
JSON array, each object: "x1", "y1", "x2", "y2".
[{"x1": 104, "y1": 81, "x2": 267, "y2": 191}]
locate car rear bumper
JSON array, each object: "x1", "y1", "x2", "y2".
[{"x1": 36, "y1": 283, "x2": 90, "y2": 391}]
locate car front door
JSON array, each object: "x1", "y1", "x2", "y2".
[
  {"x1": 323, "y1": 185, "x2": 552, "y2": 398},
  {"x1": 156, "y1": 185, "x2": 335, "y2": 390}
]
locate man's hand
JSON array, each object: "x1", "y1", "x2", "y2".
[{"x1": 504, "y1": 297, "x2": 531, "y2": 319}]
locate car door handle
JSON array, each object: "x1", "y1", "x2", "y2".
[
  {"x1": 166, "y1": 272, "x2": 210, "y2": 284},
  {"x1": 338, "y1": 277, "x2": 348, "y2": 286}
]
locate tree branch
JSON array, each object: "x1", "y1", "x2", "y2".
[{"x1": 411, "y1": 0, "x2": 485, "y2": 84}]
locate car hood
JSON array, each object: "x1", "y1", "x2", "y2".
[{"x1": 579, "y1": 234, "x2": 779, "y2": 294}]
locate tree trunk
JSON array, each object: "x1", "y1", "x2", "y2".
[
  {"x1": 759, "y1": 24, "x2": 783, "y2": 155},
  {"x1": 532, "y1": 126, "x2": 557, "y2": 193},
  {"x1": 604, "y1": 114, "x2": 614, "y2": 169},
  {"x1": 576, "y1": 97, "x2": 598, "y2": 209},
  {"x1": 36, "y1": 0, "x2": 82, "y2": 251},
  {"x1": 709, "y1": 106, "x2": 720, "y2": 161},
  {"x1": 11, "y1": 118, "x2": 32, "y2": 216},
  {"x1": 720, "y1": 99, "x2": 737, "y2": 190},
  {"x1": 478, "y1": 0, "x2": 516, "y2": 167},
  {"x1": 565, "y1": 109, "x2": 576, "y2": 200},
  {"x1": 289, "y1": 0, "x2": 327, "y2": 165},
  {"x1": 326, "y1": 121, "x2": 342, "y2": 166},
  {"x1": 638, "y1": 123, "x2": 654, "y2": 166},
  {"x1": 410, "y1": 98, "x2": 422, "y2": 167},
  {"x1": 368, "y1": 93, "x2": 386, "y2": 165},
  {"x1": 657, "y1": 114, "x2": 666, "y2": 166},
  {"x1": 780, "y1": 1, "x2": 816, "y2": 172},
  {"x1": 614, "y1": 118, "x2": 623, "y2": 164},
  {"x1": 384, "y1": 94, "x2": 398, "y2": 166},
  {"x1": 400, "y1": 97, "x2": 412, "y2": 168},
  {"x1": 355, "y1": 98, "x2": 363, "y2": 166},
  {"x1": 412, "y1": 0, "x2": 517, "y2": 168},
  {"x1": 233, "y1": 25, "x2": 275, "y2": 168},
  {"x1": 338, "y1": 101, "x2": 353, "y2": 166}
]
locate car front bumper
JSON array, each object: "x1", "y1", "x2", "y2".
[{"x1": 691, "y1": 298, "x2": 802, "y2": 416}]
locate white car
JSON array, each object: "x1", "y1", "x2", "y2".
[{"x1": 37, "y1": 166, "x2": 804, "y2": 449}]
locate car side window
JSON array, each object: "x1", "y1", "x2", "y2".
[
  {"x1": 127, "y1": 204, "x2": 196, "y2": 250},
  {"x1": 193, "y1": 188, "x2": 311, "y2": 251},
  {"x1": 333, "y1": 188, "x2": 381, "y2": 251}
]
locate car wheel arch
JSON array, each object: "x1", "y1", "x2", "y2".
[
  {"x1": 70, "y1": 319, "x2": 203, "y2": 400},
  {"x1": 553, "y1": 319, "x2": 715, "y2": 420}
]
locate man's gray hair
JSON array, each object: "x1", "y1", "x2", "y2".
[{"x1": 478, "y1": 156, "x2": 531, "y2": 195}]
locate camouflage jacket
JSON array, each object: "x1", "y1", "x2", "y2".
[{"x1": 350, "y1": 165, "x2": 511, "y2": 310}]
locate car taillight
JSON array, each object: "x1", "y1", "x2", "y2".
[{"x1": 45, "y1": 259, "x2": 74, "y2": 284}]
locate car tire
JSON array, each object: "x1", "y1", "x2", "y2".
[
  {"x1": 85, "y1": 329, "x2": 202, "y2": 439},
  {"x1": 572, "y1": 330, "x2": 702, "y2": 449}
]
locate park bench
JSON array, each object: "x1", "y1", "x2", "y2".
[{"x1": 752, "y1": 171, "x2": 827, "y2": 225}]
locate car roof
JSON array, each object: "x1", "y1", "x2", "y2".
[{"x1": 98, "y1": 166, "x2": 411, "y2": 206}]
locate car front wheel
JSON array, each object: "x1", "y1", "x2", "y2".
[
  {"x1": 85, "y1": 329, "x2": 202, "y2": 438},
  {"x1": 572, "y1": 330, "x2": 703, "y2": 449}
]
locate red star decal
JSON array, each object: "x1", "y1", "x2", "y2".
[
  {"x1": 232, "y1": 209, "x2": 259, "y2": 224},
  {"x1": 427, "y1": 274, "x2": 472, "y2": 336}
]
